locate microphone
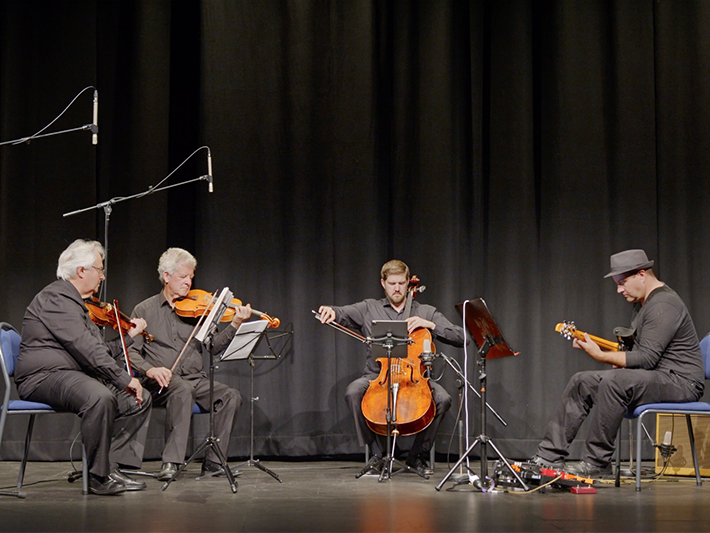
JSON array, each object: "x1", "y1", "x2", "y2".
[
  {"x1": 419, "y1": 338, "x2": 435, "y2": 370},
  {"x1": 92, "y1": 90, "x2": 98, "y2": 145},
  {"x1": 655, "y1": 430, "x2": 676, "y2": 459},
  {"x1": 207, "y1": 149, "x2": 213, "y2": 192}
]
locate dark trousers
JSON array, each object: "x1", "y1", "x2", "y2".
[
  {"x1": 143, "y1": 373, "x2": 241, "y2": 464},
  {"x1": 537, "y1": 368, "x2": 699, "y2": 467},
  {"x1": 345, "y1": 373, "x2": 451, "y2": 459},
  {"x1": 25, "y1": 370, "x2": 152, "y2": 478}
]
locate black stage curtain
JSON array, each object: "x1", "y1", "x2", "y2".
[{"x1": 1, "y1": 0, "x2": 710, "y2": 461}]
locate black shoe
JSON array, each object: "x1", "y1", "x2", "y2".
[
  {"x1": 564, "y1": 460, "x2": 612, "y2": 478},
  {"x1": 109, "y1": 469, "x2": 146, "y2": 491},
  {"x1": 201, "y1": 459, "x2": 242, "y2": 478},
  {"x1": 88, "y1": 474, "x2": 126, "y2": 495},
  {"x1": 406, "y1": 454, "x2": 433, "y2": 477},
  {"x1": 157, "y1": 462, "x2": 179, "y2": 481},
  {"x1": 530, "y1": 454, "x2": 565, "y2": 471}
]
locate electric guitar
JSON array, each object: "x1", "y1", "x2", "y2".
[{"x1": 555, "y1": 321, "x2": 634, "y2": 352}]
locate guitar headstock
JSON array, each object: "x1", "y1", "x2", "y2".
[{"x1": 555, "y1": 320, "x2": 577, "y2": 340}]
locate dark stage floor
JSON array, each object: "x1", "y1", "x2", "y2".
[{"x1": 1, "y1": 458, "x2": 709, "y2": 532}]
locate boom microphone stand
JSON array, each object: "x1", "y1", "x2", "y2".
[{"x1": 63, "y1": 146, "x2": 213, "y2": 302}]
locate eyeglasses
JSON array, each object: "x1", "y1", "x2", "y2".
[{"x1": 90, "y1": 266, "x2": 105, "y2": 276}]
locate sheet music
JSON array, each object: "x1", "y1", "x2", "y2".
[{"x1": 221, "y1": 320, "x2": 269, "y2": 360}]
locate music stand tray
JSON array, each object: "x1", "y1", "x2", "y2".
[
  {"x1": 221, "y1": 320, "x2": 269, "y2": 361},
  {"x1": 369, "y1": 320, "x2": 409, "y2": 359}
]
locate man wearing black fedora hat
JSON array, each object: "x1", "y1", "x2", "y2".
[{"x1": 530, "y1": 249, "x2": 706, "y2": 477}]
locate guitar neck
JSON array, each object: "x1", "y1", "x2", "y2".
[
  {"x1": 555, "y1": 323, "x2": 621, "y2": 352},
  {"x1": 576, "y1": 331, "x2": 620, "y2": 352}
]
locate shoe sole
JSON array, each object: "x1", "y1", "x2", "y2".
[{"x1": 89, "y1": 486, "x2": 127, "y2": 495}]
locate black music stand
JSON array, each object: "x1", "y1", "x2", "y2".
[
  {"x1": 436, "y1": 298, "x2": 529, "y2": 492},
  {"x1": 356, "y1": 320, "x2": 426, "y2": 481},
  {"x1": 222, "y1": 321, "x2": 283, "y2": 483},
  {"x1": 161, "y1": 288, "x2": 239, "y2": 493}
]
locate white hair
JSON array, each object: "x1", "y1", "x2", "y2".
[
  {"x1": 56, "y1": 239, "x2": 104, "y2": 281},
  {"x1": 157, "y1": 248, "x2": 197, "y2": 283}
]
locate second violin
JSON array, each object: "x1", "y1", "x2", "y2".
[{"x1": 174, "y1": 289, "x2": 280, "y2": 328}]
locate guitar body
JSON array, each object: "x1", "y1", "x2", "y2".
[{"x1": 555, "y1": 321, "x2": 634, "y2": 351}]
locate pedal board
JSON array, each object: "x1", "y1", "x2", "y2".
[{"x1": 493, "y1": 461, "x2": 597, "y2": 494}]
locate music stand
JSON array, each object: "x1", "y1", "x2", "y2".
[
  {"x1": 222, "y1": 320, "x2": 283, "y2": 483},
  {"x1": 436, "y1": 298, "x2": 529, "y2": 492},
  {"x1": 162, "y1": 288, "x2": 239, "y2": 493},
  {"x1": 357, "y1": 320, "x2": 426, "y2": 481}
]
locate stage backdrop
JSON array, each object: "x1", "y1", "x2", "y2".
[{"x1": 2, "y1": 0, "x2": 710, "y2": 462}]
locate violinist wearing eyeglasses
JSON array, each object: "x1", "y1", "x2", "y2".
[{"x1": 15, "y1": 239, "x2": 151, "y2": 495}]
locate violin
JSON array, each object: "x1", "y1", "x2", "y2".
[
  {"x1": 85, "y1": 296, "x2": 154, "y2": 343},
  {"x1": 174, "y1": 289, "x2": 280, "y2": 329}
]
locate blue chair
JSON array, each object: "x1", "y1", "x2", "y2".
[
  {"x1": 0, "y1": 322, "x2": 88, "y2": 497},
  {"x1": 614, "y1": 333, "x2": 710, "y2": 491}
]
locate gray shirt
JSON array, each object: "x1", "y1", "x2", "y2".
[
  {"x1": 15, "y1": 279, "x2": 133, "y2": 398},
  {"x1": 128, "y1": 292, "x2": 237, "y2": 377},
  {"x1": 331, "y1": 297, "x2": 467, "y2": 375},
  {"x1": 626, "y1": 285, "x2": 705, "y2": 394}
]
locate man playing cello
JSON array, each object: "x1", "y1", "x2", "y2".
[{"x1": 318, "y1": 260, "x2": 466, "y2": 476}]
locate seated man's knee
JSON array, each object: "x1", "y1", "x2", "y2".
[{"x1": 225, "y1": 387, "x2": 242, "y2": 409}]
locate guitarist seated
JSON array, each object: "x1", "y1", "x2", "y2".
[{"x1": 531, "y1": 249, "x2": 705, "y2": 477}]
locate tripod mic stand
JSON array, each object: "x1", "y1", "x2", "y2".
[
  {"x1": 436, "y1": 336, "x2": 528, "y2": 491},
  {"x1": 436, "y1": 298, "x2": 528, "y2": 492}
]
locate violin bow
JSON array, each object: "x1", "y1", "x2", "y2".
[
  {"x1": 113, "y1": 300, "x2": 141, "y2": 406},
  {"x1": 159, "y1": 291, "x2": 216, "y2": 394}
]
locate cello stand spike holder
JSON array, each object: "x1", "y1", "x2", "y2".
[{"x1": 355, "y1": 328, "x2": 427, "y2": 482}]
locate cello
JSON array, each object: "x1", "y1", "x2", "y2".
[{"x1": 360, "y1": 276, "x2": 436, "y2": 436}]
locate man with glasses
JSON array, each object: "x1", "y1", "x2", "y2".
[
  {"x1": 531, "y1": 249, "x2": 705, "y2": 477},
  {"x1": 15, "y1": 239, "x2": 152, "y2": 495}
]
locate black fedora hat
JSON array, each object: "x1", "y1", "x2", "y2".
[{"x1": 604, "y1": 249, "x2": 655, "y2": 278}]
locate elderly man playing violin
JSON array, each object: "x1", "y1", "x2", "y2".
[
  {"x1": 15, "y1": 239, "x2": 152, "y2": 495},
  {"x1": 318, "y1": 259, "x2": 466, "y2": 477},
  {"x1": 128, "y1": 247, "x2": 250, "y2": 482}
]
